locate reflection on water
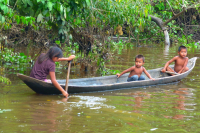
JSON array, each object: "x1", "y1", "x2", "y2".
[
  {"x1": 68, "y1": 96, "x2": 115, "y2": 109},
  {"x1": 162, "y1": 88, "x2": 195, "y2": 120},
  {"x1": 1, "y1": 45, "x2": 200, "y2": 132}
]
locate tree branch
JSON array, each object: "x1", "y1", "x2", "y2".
[
  {"x1": 166, "y1": 0, "x2": 176, "y2": 15},
  {"x1": 149, "y1": 15, "x2": 167, "y2": 30},
  {"x1": 163, "y1": 7, "x2": 186, "y2": 25}
]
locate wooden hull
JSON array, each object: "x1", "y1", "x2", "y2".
[{"x1": 17, "y1": 57, "x2": 197, "y2": 94}]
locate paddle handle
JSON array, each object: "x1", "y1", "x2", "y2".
[{"x1": 65, "y1": 61, "x2": 71, "y2": 91}]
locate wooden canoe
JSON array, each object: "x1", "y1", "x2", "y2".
[{"x1": 17, "y1": 57, "x2": 197, "y2": 94}]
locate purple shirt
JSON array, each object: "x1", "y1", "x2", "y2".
[{"x1": 30, "y1": 54, "x2": 55, "y2": 81}]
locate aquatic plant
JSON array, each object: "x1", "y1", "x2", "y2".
[
  {"x1": 0, "y1": 48, "x2": 32, "y2": 64},
  {"x1": 0, "y1": 48, "x2": 33, "y2": 84},
  {"x1": 0, "y1": 75, "x2": 11, "y2": 84}
]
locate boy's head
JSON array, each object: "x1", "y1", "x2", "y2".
[
  {"x1": 178, "y1": 46, "x2": 187, "y2": 52},
  {"x1": 135, "y1": 55, "x2": 145, "y2": 62},
  {"x1": 135, "y1": 55, "x2": 145, "y2": 68},
  {"x1": 178, "y1": 46, "x2": 187, "y2": 58}
]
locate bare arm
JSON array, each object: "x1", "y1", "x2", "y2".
[
  {"x1": 116, "y1": 66, "x2": 134, "y2": 78},
  {"x1": 178, "y1": 57, "x2": 188, "y2": 73},
  {"x1": 49, "y1": 72, "x2": 68, "y2": 97},
  {"x1": 57, "y1": 55, "x2": 75, "y2": 61},
  {"x1": 161, "y1": 56, "x2": 178, "y2": 72},
  {"x1": 143, "y1": 67, "x2": 154, "y2": 80}
]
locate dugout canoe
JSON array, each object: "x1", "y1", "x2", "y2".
[{"x1": 17, "y1": 57, "x2": 197, "y2": 94}]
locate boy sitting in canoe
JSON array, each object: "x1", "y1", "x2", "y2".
[
  {"x1": 161, "y1": 45, "x2": 189, "y2": 75},
  {"x1": 116, "y1": 55, "x2": 155, "y2": 82}
]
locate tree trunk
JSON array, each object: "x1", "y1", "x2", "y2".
[
  {"x1": 164, "y1": 30, "x2": 170, "y2": 45},
  {"x1": 149, "y1": 7, "x2": 186, "y2": 45},
  {"x1": 149, "y1": 15, "x2": 170, "y2": 45}
]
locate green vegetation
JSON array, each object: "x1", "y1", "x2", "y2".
[
  {"x1": 0, "y1": 0, "x2": 200, "y2": 82},
  {"x1": 0, "y1": 48, "x2": 32, "y2": 64},
  {"x1": 0, "y1": 48, "x2": 32, "y2": 84},
  {"x1": 0, "y1": 0, "x2": 199, "y2": 44},
  {"x1": 0, "y1": 75, "x2": 11, "y2": 84}
]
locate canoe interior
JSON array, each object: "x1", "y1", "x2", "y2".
[{"x1": 56, "y1": 57, "x2": 195, "y2": 87}]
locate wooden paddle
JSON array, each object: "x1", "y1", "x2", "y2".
[{"x1": 65, "y1": 61, "x2": 72, "y2": 92}]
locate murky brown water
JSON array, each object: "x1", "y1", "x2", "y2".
[{"x1": 1, "y1": 44, "x2": 200, "y2": 132}]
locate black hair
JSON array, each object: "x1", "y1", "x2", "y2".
[
  {"x1": 38, "y1": 46, "x2": 63, "y2": 64},
  {"x1": 135, "y1": 54, "x2": 145, "y2": 62},
  {"x1": 178, "y1": 46, "x2": 187, "y2": 52}
]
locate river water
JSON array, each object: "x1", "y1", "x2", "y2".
[{"x1": 1, "y1": 44, "x2": 200, "y2": 132}]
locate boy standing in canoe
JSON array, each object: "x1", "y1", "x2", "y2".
[
  {"x1": 161, "y1": 45, "x2": 189, "y2": 75},
  {"x1": 116, "y1": 55, "x2": 154, "y2": 81}
]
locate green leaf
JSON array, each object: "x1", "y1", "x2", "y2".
[
  {"x1": 21, "y1": 16, "x2": 25, "y2": 24},
  {"x1": 55, "y1": 40, "x2": 60, "y2": 44},
  {"x1": 37, "y1": 13, "x2": 43, "y2": 22},
  {"x1": 75, "y1": 18, "x2": 81, "y2": 25},
  {"x1": 60, "y1": 4, "x2": 63, "y2": 13},
  {"x1": 0, "y1": 14, "x2": 5, "y2": 23},
  {"x1": 86, "y1": 0, "x2": 90, "y2": 6},
  {"x1": 43, "y1": 10, "x2": 48, "y2": 15},
  {"x1": 47, "y1": 2, "x2": 53, "y2": 11},
  {"x1": 22, "y1": 0, "x2": 27, "y2": 7},
  {"x1": 16, "y1": 16, "x2": 20, "y2": 24},
  {"x1": 58, "y1": 29, "x2": 63, "y2": 34},
  {"x1": 1, "y1": 5, "x2": 8, "y2": 14},
  {"x1": 29, "y1": 19, "x2": 32, "y2": 25},
  {"x1": 27, "y1": 0, "x2": 33, "y2": 6}
]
